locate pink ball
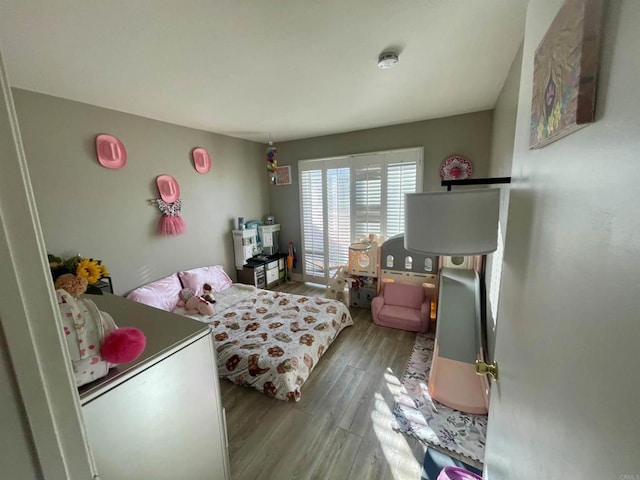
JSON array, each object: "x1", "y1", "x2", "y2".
[{"x1": 101, "y1": 327, "x2": 146, "y2": 364}]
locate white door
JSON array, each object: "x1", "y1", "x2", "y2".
[{"x1": 484, "y1": 1, "x2": 640, "y2": 478}]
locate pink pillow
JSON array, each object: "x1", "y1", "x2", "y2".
[
  {"x1": 125, "y1": 273, "x2": 183, "y2": 311},
  {"x1": 178, "y1": 265, "x2": 232, "y2": 295}
]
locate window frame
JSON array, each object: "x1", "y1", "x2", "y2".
[{"x1": 298, "y1": 147, "x2": 423, "y2": 284}]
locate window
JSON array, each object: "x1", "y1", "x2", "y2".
[
  {"x1": 299, "y1": 148, "x2": 423, "y2": 283},
  {"x1": 300, "y1": 169, "x2": 324, "y2": 278}
]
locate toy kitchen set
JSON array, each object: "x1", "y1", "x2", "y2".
[{"x1": 232, "y1": 216, "x2": 287, "y2": 289}]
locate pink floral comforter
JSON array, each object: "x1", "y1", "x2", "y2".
[{"x1": 210, "y1": 289, "x2": 352, "y2": 401}]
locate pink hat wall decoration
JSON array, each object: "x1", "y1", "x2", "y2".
[
  {"x1": 154, "y1": 175, "x2": 186, "y2": 236},
  {"x1": 192, "y1": 147, "x2": 211, "y2": 174},
  {"x1": 96, "y1": 134, "x2": 127, "y2": 169}
]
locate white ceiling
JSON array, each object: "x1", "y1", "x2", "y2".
[{"x1": 0, "y1": 1, "x2": 528, "y2": 143}]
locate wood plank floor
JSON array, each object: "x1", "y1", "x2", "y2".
[{"x1": 220, "y1": 282, "x2": 426, "y2": 480}]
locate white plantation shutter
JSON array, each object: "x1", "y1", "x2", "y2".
[
  {"x1": 386, "y1": 161, "x2": 418, "y2": 237},
  {"x1": 326, "y1": 167, "x2": 351, "y2": 277},
  {"x1": 354, "y1": 161, "x2": 382, "y2": 240},
  {"x1": 299, "y1": 148, "x2": 422, "y2": 283},
  {"x1": 300, "y1": 169, "x2": 325, "y2": 279}
]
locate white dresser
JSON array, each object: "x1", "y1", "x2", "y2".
[{"x1": 80, "y1": 294, "x2": 230, "y2": 480}]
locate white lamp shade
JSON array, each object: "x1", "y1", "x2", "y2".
[{"x1": 404, "y1": 188, "x2": 500, "y2": 255}]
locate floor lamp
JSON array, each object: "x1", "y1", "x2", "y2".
[{"x1": 404, "y1": 178, "x2": 509, "y2": 414}]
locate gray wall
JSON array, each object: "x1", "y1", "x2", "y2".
[
  {"x1": 488, "y1": 45, "x2": 523, "y2": 180},
  {"x1": 270, "y1": 111, "x2": 494, "y2": 273},
  {"x1": 12, "y1": 89, "x2": 269, "y2": 294},
  {"x1": 485, "y1": 0, "x2": 640, "y2": 477},
  {"x1": 484, "y1": 44, "x2": 523, "y2": 363}
]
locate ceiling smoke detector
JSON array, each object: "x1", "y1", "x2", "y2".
[{"x1": 378, "y1": 51, "x2": 399, "y2": 69}]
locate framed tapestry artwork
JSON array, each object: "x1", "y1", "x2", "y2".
[
  {"x1": 529, "y1": 0, "x2": 604, "y2": 149},
  {"x1": 275, "y1": 165, "x2": 292, "y2": 186}
]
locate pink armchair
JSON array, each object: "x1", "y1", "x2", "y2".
[{"x1": 371, "y1": 282, "x2": 430, "y2": 333}]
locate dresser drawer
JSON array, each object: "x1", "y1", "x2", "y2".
[
  {"x1": 266, "y1": 266, "x2": 279, "y2": 285},
  {"x1": 266, "y1": 260, "x2": 278, "y2": 271}
]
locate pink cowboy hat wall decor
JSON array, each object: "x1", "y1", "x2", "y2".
[
  {"x1": 192, "y1": 147, "x2": 211, "y2": 174},
  {"x1": 96, "y1": 134, "x2": 127, "y2": 169},
  {"x1": 154, "y1": 175, "x2": 186, "y2": 236}
]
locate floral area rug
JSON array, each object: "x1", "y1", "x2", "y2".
[{"x1": 392, "y1": 333, "x2": 488, "y2": 465}]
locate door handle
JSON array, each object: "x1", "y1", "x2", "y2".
[{"x1": 475, "y1": 359, "x2": 499, "y2": 381}]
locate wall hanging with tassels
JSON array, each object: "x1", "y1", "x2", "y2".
[{"x1": 266, "y1": 143, "x2": 277, "y2": 185}]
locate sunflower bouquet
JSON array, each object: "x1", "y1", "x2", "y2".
[{"x1": 48, "y1": 254, "x2": 110, "y2": 296}]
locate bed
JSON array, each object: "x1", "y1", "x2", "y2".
[{"x1": 126, "y1": 266, "x2": 353, "y2": 401}]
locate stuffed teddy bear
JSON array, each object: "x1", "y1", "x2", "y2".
[
  {"x1": 179, "y1": 288, "x2": 215, "y2": 316},
  {"x1": 54, "y1": 273, "x2": 89, "y2": 298},
  {"x1": 201, "y1": 283, "x2": 216, "y2": 304}
]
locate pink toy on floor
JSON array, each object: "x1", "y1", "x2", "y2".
[
  {"x1": 437, "y1": 466, "x2": 482, "y2": 480},
  {"x1": 371, "y1": 282, "x2": 430, "y2": 333}
]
